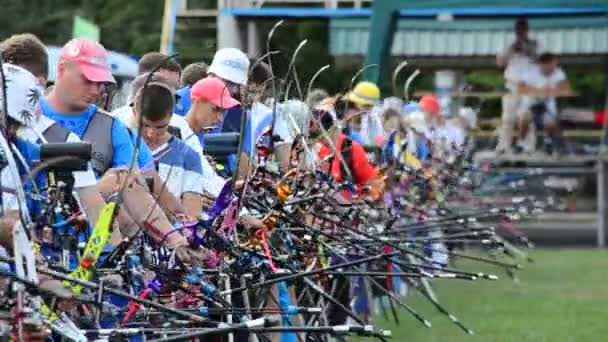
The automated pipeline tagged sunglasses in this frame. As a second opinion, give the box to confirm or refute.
[224,80,241,90]
[311,110,334,130]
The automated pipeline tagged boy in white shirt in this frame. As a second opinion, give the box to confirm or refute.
[112,73,227,198]
[517,53,572,155]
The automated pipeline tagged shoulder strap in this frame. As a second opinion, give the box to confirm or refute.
[340,136,355,183]
[168,125,182,140]
[82,108,115,176]
[42,122,71,143]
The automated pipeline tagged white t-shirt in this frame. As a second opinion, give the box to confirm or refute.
[504,54,535,91]
[359,107,385,146]
[1,142,23,211]
[432,121,466,148]
[248,102,293,151]
[112,105,227,197]
[166,115,226,197]
[18,116,97,189]
[519,65,567,116]
[522,65,566,90]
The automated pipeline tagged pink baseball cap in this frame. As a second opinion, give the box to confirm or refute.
[190,77,240,109]
[59,38,115,83]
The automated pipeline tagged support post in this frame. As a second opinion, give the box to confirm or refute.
[160,0,178,54]
[598,46,608,248]
[597,160,607,248]
[247,21,261,57]
[363,0,401,84]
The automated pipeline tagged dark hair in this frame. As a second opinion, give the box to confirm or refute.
[383,108,400,122]
[0,33,48,79]
[334,96,349,120]
[138,85,174,122]
[515,18,528,29]
[248,59,271,86]
[312,109,334,131]
[130,72,175,101]
[180,62,208,87]
[138,52,182,75]
[537,52,557,64]
[131,72,175,122]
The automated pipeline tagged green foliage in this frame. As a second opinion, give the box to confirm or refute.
[465,70,504,91]
[259,19,355,95]
[1,0,605,104]
[0,0,163,56]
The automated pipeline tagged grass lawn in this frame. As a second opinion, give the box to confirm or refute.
[354,249,608,342]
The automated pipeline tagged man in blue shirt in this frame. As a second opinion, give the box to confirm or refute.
[41,38,203,259]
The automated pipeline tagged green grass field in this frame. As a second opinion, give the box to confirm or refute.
[354,249,608,342]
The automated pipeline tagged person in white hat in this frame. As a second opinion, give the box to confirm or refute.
[208,48,250,88]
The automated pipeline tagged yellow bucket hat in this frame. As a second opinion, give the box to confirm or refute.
[344,81,380,106]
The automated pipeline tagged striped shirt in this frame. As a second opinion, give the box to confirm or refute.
[151,136,204,199]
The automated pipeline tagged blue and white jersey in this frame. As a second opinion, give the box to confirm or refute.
[151,137,204,199]
[243,102,292,156]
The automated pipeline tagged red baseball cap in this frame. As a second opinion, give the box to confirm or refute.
[59,38,115,83]
[190,77,240,109]
[419,95,440,116]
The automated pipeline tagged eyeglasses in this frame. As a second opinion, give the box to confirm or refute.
[224,80,241,91]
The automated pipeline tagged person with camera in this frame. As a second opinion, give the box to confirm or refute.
[496,18,539,155]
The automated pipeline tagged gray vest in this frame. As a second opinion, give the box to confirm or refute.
[82,109,114,177]
[42,122,71,143]
[43,109,114,177]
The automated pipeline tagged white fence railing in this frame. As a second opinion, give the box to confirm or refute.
[216,0,371,10]
[177,0,372,16]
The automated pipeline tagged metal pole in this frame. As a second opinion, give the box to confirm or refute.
[160,0,177,54]
[597,160,606,248]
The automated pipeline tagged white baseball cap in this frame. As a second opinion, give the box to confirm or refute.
[0,63,44,127]
[208,48,250,86]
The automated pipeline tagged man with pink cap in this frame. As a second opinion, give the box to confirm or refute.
[40,38,203,261]
[185,77,240,142]
[42,37,125,176]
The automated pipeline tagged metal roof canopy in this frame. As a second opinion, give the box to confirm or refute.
[363,0,608,84]
[331,17,608,57]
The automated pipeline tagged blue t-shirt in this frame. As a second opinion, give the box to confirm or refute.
[40,99,154,174]
[241,112,254,155]
[15,137,40,168]
[350,130,364,145]
[15,137,44,216]
[129,131,155,173]
[222,107,244,133]
[174,86,191,116]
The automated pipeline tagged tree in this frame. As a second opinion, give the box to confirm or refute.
[0,0,163,56]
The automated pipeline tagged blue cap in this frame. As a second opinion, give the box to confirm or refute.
[403,101,420,114]
[174,86,192,116]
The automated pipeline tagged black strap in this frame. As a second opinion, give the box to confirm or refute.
[168,125,182,139]
[340,137,355,183]
[328,135,355,183]
[42,122,71,143]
